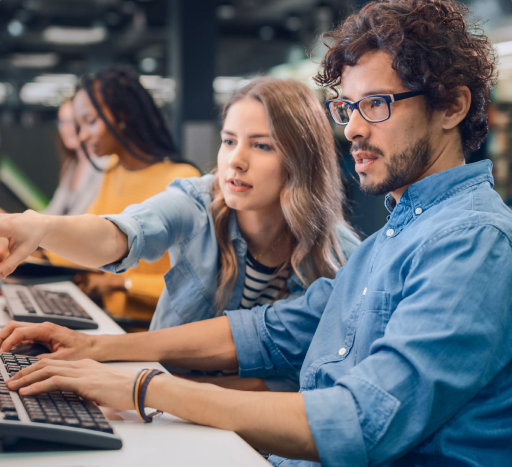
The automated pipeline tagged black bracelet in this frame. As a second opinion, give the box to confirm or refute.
[137,369,164,423]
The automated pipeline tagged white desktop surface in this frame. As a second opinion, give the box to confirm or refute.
[0,282,270,466]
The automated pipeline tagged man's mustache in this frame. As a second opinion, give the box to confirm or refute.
[350,142,385,157]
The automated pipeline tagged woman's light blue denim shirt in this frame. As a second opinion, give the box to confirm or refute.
[100,174,359,391]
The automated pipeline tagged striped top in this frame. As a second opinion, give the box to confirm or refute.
[240,251,291,309]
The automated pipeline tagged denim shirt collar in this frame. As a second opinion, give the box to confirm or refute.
[228,209,245,243]
[385,160,494,215]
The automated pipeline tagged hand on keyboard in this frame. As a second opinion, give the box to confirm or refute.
[0,321,98,361]
[6,358,139,411]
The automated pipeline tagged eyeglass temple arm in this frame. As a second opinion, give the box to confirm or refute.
[391,91,424,102]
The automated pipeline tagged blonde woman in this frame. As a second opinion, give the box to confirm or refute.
[0,77,359,391]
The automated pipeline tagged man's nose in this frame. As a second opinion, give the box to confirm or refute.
[344,109,371,142]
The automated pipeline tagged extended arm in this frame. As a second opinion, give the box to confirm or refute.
[0,211,128,279]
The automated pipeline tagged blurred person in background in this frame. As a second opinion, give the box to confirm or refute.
[43,100,107,216]
[45,65,200,324]
[0,101,107,258]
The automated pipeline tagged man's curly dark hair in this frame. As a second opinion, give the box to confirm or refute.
[315,0,498,154]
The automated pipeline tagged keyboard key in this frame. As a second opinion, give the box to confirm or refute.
[97,423,114,433]
[47,416,63,424]
[22,397,39,403]
[1,404,17,412]
[63,417,81,427]
[29,413,47,423]
[80,421,97,430]
[87,405,103,414]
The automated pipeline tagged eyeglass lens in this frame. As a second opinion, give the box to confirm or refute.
[329,96,389,124]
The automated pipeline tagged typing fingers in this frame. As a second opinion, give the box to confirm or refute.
[0,322,55,352]
[0,321,33,346]
[8,359,138,410]
[6,359,80,391]
[18,371,81,396]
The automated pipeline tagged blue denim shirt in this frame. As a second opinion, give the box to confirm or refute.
[100,174,359,391]
[226,161,512,466]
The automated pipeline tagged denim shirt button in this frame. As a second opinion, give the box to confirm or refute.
[338,347,347,356]
[386,229,395,237]
[415,207,423,215]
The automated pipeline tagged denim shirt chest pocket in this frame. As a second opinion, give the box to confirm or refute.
[353,291,392,363]
[301,291,392,390]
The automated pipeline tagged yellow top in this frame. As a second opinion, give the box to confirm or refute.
[46,155,200,320]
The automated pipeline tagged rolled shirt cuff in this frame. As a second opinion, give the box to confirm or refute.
[303,386,368,467]
[225,306,295,379]
[99,214,146,274]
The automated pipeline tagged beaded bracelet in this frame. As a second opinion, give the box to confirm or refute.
[136,369,164,423]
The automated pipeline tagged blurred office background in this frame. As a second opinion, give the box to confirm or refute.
[0,0,511,237]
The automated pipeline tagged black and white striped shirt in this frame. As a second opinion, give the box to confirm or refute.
[240,251,290,309]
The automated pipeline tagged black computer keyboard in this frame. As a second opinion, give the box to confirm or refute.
[1,284,99,330]
[0,352,122,451]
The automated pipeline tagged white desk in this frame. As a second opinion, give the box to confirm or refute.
[0,282,269,466]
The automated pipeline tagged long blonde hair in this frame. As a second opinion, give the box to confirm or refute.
[211,77,353,311]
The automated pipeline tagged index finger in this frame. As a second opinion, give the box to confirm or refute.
[0,322,54,352]
[8,358,76,384]
[0,321,33,346]
[0,246,32,281]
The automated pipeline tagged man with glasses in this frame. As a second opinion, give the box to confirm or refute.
[1,0,512,465]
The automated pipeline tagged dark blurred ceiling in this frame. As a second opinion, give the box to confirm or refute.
[0,0,507,111]
[0,0,364,79]
[0,0,357,90]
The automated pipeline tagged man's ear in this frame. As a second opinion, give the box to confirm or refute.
[442,86,471,130]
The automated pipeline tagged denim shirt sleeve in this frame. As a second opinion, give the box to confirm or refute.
[99,181,209,273]
[305,225,512,466]
[225,274,336,378]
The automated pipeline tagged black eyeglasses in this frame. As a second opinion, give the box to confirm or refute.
[325,91,424,125]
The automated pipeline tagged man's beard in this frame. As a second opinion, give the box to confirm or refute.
[352,135,431,197]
